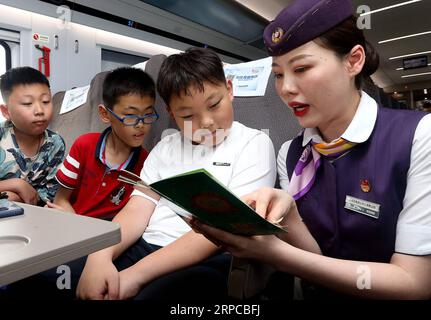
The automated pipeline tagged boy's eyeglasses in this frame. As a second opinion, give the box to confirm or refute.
[106,107,159,126]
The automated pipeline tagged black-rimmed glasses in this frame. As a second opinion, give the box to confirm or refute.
[106,107,159,126]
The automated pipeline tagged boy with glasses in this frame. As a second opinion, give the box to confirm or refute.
[47,67,158,220]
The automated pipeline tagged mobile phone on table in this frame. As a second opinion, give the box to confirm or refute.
[0,199,24,219]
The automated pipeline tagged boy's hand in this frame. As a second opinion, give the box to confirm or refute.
[4,191,23,202]
[11,179,39,205]
[76,255,120,300]
[118,266,144,300]
[45,201,66,211]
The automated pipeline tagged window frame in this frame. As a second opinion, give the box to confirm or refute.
[0,40,12,72]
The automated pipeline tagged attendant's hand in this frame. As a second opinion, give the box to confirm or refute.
[242,187,296,225]
[191,187,297,260]
[192,220,282,261]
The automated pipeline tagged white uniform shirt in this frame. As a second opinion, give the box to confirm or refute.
[277,92,431,256]
[133,121,276,247]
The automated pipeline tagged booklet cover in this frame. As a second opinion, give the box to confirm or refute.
[119,169,287,236]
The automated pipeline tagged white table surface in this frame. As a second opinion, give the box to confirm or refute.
[0,203,120,286]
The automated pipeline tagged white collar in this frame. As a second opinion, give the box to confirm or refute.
[302,91,378,146]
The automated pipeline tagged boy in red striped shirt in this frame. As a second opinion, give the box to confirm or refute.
[47,67,158,220]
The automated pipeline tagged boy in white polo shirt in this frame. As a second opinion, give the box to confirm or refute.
[77,48,276,300]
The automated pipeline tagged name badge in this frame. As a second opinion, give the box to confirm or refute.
[345,195,380,219]
[213,162,231,167]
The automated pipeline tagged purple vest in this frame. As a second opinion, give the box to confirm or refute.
[287,108,426,263]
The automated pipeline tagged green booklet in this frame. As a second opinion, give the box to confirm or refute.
[119,168,287,236]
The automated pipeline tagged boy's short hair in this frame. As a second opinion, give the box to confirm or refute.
[0,67,50,102]
[103,67,155,110]
[157,47,226,106]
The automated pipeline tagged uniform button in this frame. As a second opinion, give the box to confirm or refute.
[102,182,106,187]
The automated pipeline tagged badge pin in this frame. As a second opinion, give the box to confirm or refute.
[360,179,371,193]
[111,186,126,205]
[271,27,284,44]
[213,162,231,167]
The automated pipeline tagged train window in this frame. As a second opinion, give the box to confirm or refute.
[0,40,11,110]
[0,40,12,125]
[0,44,6,77]
[0,42,4,118]
[0,40,11,74]
[101,49,149,72]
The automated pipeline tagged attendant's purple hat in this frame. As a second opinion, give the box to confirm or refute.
[263,0,353,56]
